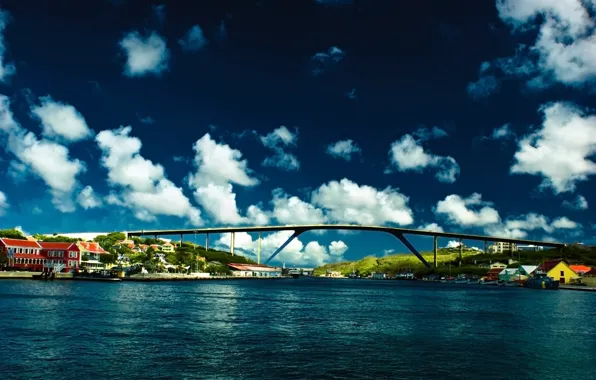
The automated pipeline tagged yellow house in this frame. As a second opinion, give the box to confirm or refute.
[161,242,175,253]
[540,260,579,285]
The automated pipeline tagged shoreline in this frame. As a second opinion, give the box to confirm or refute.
[0,272,294,282]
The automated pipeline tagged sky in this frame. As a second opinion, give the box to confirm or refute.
[0,0,595,267]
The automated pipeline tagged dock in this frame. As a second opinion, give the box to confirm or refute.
[559,285,596,292]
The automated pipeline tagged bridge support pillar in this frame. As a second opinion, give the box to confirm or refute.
[205,233,209,251]
[265,229,306,264]
[459,238,463,266]
[180,234,183,247]
[230,232,235,256]
[257,231,262,264]
[484,240,487,254]
[433,236,438,268]
[392,232,431,269]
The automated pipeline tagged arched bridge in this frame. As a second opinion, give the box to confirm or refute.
[125,224,566,268]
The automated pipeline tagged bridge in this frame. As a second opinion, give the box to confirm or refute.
[125,224,566,269]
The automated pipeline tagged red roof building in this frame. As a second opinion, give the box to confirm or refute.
[569,265,592,275]
[227,263,282,277]
[0,238,43,271]
[77,242,108,272]
[39,242,81,273]
[485,268,503,281]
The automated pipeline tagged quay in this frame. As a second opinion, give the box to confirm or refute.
[0,271,293,282]
[559,285,596,292]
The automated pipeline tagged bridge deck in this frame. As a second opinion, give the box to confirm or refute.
[125,224,565,248]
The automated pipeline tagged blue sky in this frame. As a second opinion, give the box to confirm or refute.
[0,0,595,267]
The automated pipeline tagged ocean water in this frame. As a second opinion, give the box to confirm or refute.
[0,278,595,380]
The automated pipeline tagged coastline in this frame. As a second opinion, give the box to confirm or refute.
[0,271,293,282]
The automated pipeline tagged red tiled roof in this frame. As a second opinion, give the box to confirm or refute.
[569,265,592,274]
[0,238,42,249]
[539,259,563,272]
[585,268,596,276]
[78,242,108,254]
[39,242,78,250]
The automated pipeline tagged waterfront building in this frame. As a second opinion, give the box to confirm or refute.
[539,260,579,285]
[517,245,544,251]
[489,262,508,269]
[519,265,538,276]
[0,238,44,271]
[77,242,109,272]
[39,242,81,273]
[582,268,596,287]
[485,268,503,281]
[371,272,387,279]
[569,265,592,275]
[227,263,282,277]
[498,268,519,281]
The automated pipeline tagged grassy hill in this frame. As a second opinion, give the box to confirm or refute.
[314,245,596,277]
[313,247,481,277]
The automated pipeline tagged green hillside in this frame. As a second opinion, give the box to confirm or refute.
[313,247,480,277]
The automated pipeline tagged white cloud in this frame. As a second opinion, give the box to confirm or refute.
[418,222,444,233]
[179,25,208,52]
[510,102,596,193]
[119,31,170,77]
[77,186,103,209]
[310,46,345,75]
[412,126,449,141]
[563,195,588,210]
[326,139,361,161]
[311,178,414,226]
[0,9,15,82]
[260,126,300,171]
[188,133,263,225]
[435,193,501,227]
[0,190,8,215]
[472,0,596,93]
[271,188,327,225]
[30,96,93,142]
[0,95,86,212]
[490,124,515,140]
[216,230,348,267]
[96,126,202,225]
[446,240,462,248]
[436,192,581,239]
[246,204,270,225]
[388,134,460,183]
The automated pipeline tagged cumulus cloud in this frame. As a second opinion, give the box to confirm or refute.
[0,190,8,215]
[470,0,596,95]
[467,62,500,99]
[96,126,202,224]
[563,195,588,210]
[216,230,349,267]
[490,124,515,140]
[418,222,444,233]
[311,178,414,226]
[188,133,265,225]
[179,25,208,52]
[119,31,170,77]
[30,96,93,143]
[260,126,300,171]
[0,9,15,82]
[387,130,460,183]
[0,95,86,212]
[510,102,596,193]
[310,46,345,76]
[271,188,327,225]
[326,139,361,161]
[436,192,581,239]
[77,186,103,209]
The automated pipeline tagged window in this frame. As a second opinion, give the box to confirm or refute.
[69,251,77,258]
[560,270,564,276]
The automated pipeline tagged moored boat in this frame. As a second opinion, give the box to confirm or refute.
[505,281,522,287]
[524,271,559,290]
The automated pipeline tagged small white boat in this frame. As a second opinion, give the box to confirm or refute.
[480,280,498,285]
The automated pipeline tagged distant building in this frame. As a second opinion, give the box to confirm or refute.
[517,245,544,251]
[39,242,81,273]
[489,262,508,269]
[371,272,387,280]
[539,260,579,285]
[583,268,596,287]
[569,265,592,275]
[0,238,44,271]
[161,243,175,253]
[228,263,282,277]
[77,242,109,272]
[519,265,538,276]
[489,242,518,254]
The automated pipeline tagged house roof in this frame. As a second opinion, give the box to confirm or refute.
[0,238,42,249]
[228,263,280,272]
[569,265,592,274]
[520,265,538,274]
[585,268,596,276]
[39,242,77,250]
[499,268,518,275]
[78,242,108,254]
[539,259,564,272]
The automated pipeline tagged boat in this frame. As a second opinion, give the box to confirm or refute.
[524,271,559,290]
[505,281,522,287]
[497,280,506,286]
[454,275,468,284]
[479,279,498,285]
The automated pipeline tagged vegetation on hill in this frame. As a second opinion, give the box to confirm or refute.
[0,228,26,240]
[33,234,80,243]
[313,245,596,277]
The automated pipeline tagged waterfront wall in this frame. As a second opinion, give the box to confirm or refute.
[0,272,73,279]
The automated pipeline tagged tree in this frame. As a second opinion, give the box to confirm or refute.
[0,251,8,269]
[33,234,79,243]
[100,253,118,265]
[0,229,26,239]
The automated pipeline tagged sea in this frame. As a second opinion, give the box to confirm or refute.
[0,278,595,380]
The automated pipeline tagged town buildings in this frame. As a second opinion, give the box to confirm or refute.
[227,263,282,277]
[78,242,109,271]
[0,238,44,271]
[539,260,579,285]
[39,242,81,272]
[489,242,518,254]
